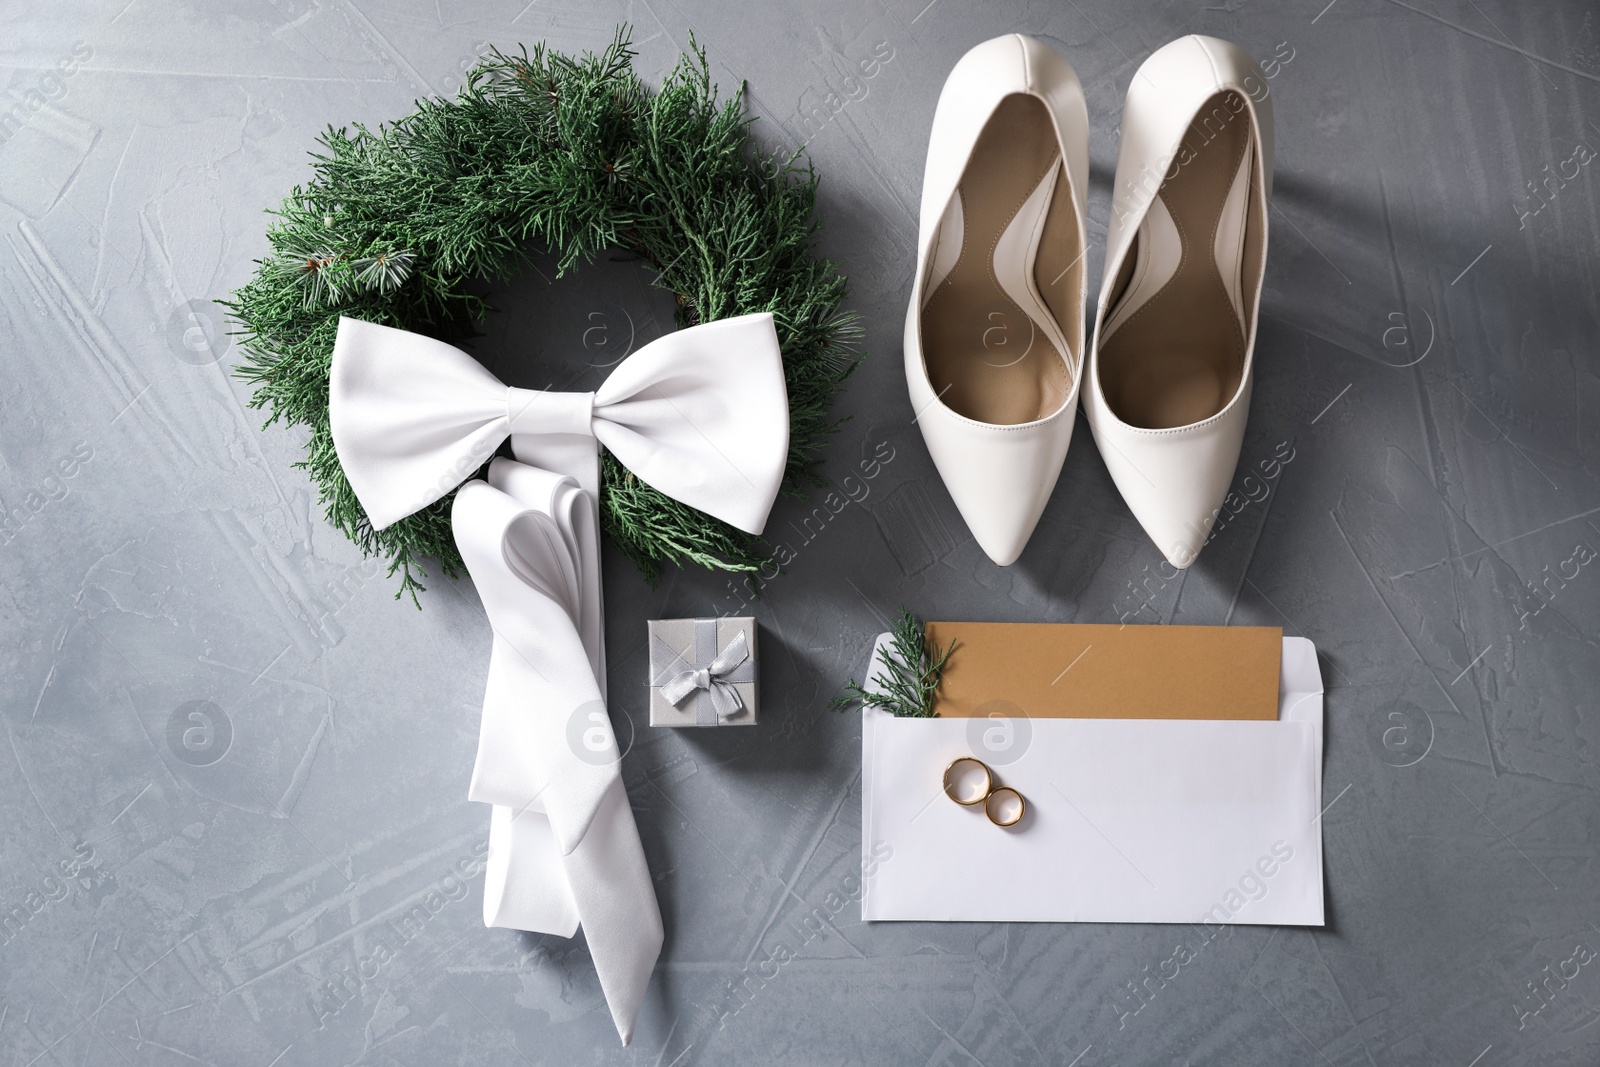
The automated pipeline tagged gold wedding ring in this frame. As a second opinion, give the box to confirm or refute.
[984,785,1025,828]
[942,756,991,805]
[942,756,1027,827]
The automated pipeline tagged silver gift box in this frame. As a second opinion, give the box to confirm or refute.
[647,616,759,727]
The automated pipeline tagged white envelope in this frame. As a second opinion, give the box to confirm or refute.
[861,636,1324,925]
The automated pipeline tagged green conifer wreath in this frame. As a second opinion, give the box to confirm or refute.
[227,29,858,602]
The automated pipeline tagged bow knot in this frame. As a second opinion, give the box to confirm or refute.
[506,386,594,437]
[659,629,750,722]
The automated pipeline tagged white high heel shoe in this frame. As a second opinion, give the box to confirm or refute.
[905,34,1089,566]
[1085,36,1274,569]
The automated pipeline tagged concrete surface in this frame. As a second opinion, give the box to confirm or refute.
[2,1,1599,1064]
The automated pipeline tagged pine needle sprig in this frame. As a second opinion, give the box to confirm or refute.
[351,250,415,295]
[829,609,956,718]
[225,27,859,601]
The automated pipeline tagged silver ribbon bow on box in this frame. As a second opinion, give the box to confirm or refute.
[653,622,754,724]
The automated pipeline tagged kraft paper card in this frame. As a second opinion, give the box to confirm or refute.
[860,635,1324,925]
[926,621,1281,720]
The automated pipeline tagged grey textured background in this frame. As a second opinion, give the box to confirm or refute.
[2,1,1598,1064]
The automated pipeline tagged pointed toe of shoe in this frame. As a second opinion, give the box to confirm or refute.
[940,461,1056,567]
[1138,511,1215,571]
[1110,469,1232,570]
[913,402,1076,567]
[1085,383,1251,569]
[967,504,1039,567]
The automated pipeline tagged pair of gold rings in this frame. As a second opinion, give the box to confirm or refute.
[942,756,1026,828]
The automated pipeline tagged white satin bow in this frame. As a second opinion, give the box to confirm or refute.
[329,311,790,531]
[327,312,791,1046]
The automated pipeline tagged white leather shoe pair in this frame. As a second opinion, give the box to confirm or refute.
[906,34,1273,568]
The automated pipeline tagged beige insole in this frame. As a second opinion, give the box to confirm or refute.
[1101,92,1253,430]
[921,94,1079,426]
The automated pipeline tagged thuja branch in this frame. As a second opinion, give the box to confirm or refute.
[830,608,956,718]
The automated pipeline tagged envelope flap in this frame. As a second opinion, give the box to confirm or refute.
[1280,636,1324,714]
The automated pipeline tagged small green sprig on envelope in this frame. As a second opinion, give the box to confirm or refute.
[830,608,955,718]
